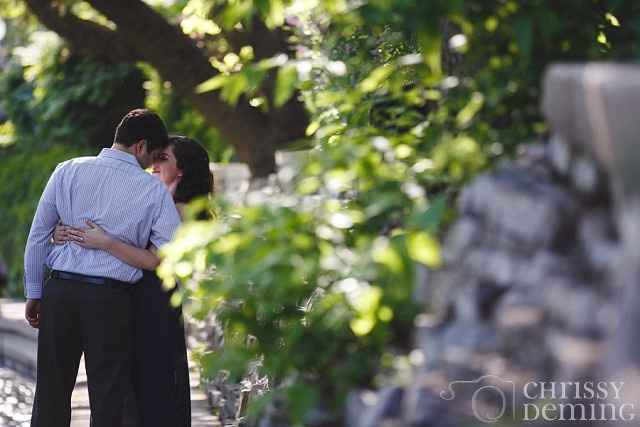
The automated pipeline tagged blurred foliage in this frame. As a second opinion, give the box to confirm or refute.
[159,0,640,423]
[5,52,145,147]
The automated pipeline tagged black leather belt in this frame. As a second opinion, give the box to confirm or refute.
[50,270,132,289]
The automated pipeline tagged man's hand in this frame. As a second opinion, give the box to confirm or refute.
[25,299,41,329]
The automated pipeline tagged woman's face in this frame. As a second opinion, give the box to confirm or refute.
[152,145,181,187]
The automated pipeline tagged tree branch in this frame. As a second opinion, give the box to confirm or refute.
[23,0,137,62]
[24,0,309,176]
[87,0,286,173]
[225,18,309,145]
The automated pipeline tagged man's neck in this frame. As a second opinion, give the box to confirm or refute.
[110,143,144,168]
[111,143,135,155]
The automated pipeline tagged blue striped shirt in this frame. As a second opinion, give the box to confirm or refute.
[23,148,181,299]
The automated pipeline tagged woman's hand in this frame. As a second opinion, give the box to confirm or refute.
[52,224,76,245]
[71,220,113,250]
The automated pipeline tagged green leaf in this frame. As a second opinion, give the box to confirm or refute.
[218,0,253,30]
[201,346,253,382]
[221,73,249,105]
[456,92,484,128]
[351,286,382,315]
[297,176,321,194]
[359,64,394,93]
[305,121,320,136]
[350,315,376,336]
[515,16,533,59]
[378,306,394,322]
[213,233,244,253]
[195,74,228,94]
[418,30,442,77]
[407,231,441,268]
[274,65,298,107]
[265,0,285,28]
[285,383,320,423]
[408,195,447,233]
[243,67,268,94]
[373,241,404,273]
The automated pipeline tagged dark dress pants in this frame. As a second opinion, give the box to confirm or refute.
[131,270,191,427]
[30,277,133,427]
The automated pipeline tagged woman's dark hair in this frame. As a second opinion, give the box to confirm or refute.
[170,135,214,204]
[114,109,169,153]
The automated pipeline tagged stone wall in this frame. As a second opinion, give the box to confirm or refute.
[344,63,640,427]
[345,140,617,426]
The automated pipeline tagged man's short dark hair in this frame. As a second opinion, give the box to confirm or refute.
[113,109,169,152]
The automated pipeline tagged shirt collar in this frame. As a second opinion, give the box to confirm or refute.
[98,148,141,168]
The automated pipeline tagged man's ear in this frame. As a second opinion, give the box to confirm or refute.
[135,139,147,155]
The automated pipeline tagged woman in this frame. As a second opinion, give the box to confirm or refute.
[54,136,213,427]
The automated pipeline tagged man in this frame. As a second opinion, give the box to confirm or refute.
[24,109,181,427]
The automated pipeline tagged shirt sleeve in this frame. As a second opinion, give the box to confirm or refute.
[149,186,181,249]
[24,164,63,299]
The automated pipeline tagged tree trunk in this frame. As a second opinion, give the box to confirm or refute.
[24,0,309,177]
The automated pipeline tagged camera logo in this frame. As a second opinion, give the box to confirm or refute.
[440,374,515,423]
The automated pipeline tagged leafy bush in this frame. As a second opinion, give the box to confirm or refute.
[3,48,145,148]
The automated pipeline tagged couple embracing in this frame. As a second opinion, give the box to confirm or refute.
[24,109,213,427]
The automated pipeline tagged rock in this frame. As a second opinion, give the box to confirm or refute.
[256,396,290,427]
[515,250,580,290]
[412,263,431,306]
[441,217,478,264]
[459,165,578,252]
[546,332,606,379]
[543,278,611,338]
[461,247,522,289]
[185,311,270,426]
[543,63,640,191]
[345,387,404,427]
[0,367,34,427]
[402,380,459,427]
[578,211,618,279]
[418,268,465,316]
[302,405,337,427]
[570,154,603,199]
[549,134,572,176]
[369,133,621,426]
[516,143,551,170]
